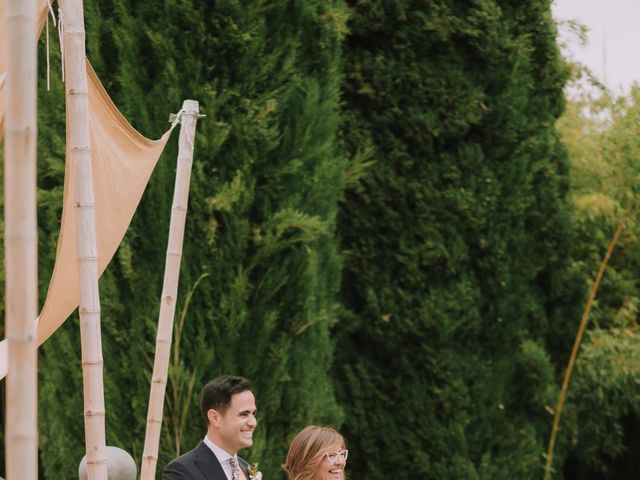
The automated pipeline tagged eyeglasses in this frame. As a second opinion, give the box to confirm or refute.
[324,449,348,463]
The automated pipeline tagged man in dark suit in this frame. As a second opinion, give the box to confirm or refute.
[163,375,258,480]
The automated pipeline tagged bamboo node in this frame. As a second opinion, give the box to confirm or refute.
[5,13,35,21]
[64,29,86,37]
[84,409,106,417]
[5,432,37,439]
[75,205,97,211]
[81,360,103,366]
[79,306,101,314]
[68,89,88,96]
[5,230,38,239]
[164,295,174,304]
[5,334,36,342]
[3,126,37,135]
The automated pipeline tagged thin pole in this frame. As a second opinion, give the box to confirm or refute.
[3,0,39,478]
[62,0,108,478]
[543,217,625,480]
[140,100,201,480]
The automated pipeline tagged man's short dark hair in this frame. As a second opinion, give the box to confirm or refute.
[201,375,253,424]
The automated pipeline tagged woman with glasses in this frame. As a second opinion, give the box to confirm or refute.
[283,425,348,480]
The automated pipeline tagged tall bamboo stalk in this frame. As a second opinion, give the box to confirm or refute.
[3,0,39,478]
[62,0,108,478]
[141,100,201,480]
[543,217,626,480]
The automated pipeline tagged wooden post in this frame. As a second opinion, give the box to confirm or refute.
[3,0,39,478]
[140,100,201,480]
[62,0,108,478]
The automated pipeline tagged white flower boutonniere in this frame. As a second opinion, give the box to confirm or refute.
[248,462,262,480]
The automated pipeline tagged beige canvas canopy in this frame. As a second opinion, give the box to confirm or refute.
[0,0,177,377]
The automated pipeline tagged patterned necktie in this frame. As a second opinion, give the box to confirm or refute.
[228,456,242,480]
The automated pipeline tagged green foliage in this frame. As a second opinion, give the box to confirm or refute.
[556,68,640,479]
[569,328,640,477]
[334,1,581,478]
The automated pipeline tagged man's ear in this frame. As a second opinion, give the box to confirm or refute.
[207,408,221,427]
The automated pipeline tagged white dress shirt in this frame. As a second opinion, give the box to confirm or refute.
[203,436,240,480]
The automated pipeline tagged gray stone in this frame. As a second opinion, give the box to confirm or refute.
[78,446,137,480]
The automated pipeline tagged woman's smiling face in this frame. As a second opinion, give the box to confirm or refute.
[312,444,347,480]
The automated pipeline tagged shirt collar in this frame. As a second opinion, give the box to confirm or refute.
[203,435,238,465]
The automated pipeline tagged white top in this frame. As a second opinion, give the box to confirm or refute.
[203,436,240,480]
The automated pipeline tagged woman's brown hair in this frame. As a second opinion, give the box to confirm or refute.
[283,425,346,480]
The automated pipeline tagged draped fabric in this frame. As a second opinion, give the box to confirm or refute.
[35,62,176,346]
[0,1,178,377]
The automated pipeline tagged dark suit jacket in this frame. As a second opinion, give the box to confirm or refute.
[162,441,251,480]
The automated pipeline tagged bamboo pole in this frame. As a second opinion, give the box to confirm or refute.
[140,100,202,480]
[62,0,108,478]
[543,217,626,480]
[3,0,39,478]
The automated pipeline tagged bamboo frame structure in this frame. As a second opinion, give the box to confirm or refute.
[140,100,202,480]
[3,0,39,478]
[62,0,108,477]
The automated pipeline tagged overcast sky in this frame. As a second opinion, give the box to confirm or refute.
[552,0,640,92]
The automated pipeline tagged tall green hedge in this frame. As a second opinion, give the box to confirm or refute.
[334,1,583,478]
[32,1,348,478]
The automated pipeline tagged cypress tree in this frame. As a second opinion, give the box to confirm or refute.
[334,1,582,478]
[29,1,348,478]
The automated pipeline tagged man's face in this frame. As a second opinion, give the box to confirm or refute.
[209,390,257,454]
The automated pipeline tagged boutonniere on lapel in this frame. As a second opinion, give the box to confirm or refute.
[247,462,262,480]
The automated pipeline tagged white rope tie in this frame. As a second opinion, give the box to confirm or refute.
[169,109,186,129]
[46,0,56,20]
[57,7,65,83]
[46,1,58,90]
[45,1,59,90]
[168,108,206,129]
[46,19,50,89]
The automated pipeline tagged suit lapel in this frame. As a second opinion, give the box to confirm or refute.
[239,457,250,480]
[194,442,227,480]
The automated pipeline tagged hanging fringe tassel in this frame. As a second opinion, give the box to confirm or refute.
[58,6,65,83]
[44,1,62,90]
[45,0,57,91]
